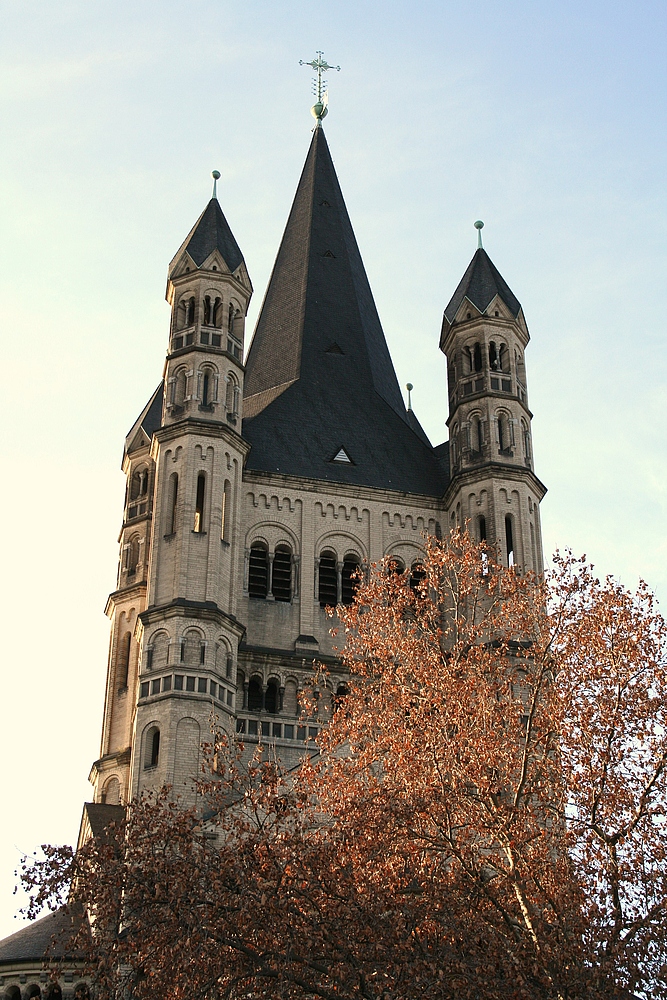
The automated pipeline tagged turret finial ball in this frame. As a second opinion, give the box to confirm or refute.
[406,383,413,392]
[212,170,221,181]
[474,220,484,230]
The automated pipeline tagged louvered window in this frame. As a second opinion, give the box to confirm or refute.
[318,551,337,607]
[272,545,292,602]
[248,543,269,599]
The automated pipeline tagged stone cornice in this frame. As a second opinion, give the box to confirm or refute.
[444,461,547,507]
[151,417,251,458]
[137,599,246,641]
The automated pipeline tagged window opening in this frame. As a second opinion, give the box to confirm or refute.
[145,727,160,769]
[118,632,131,688]
[489,341,498,370]
[478,515,487,542]
[221,479,231,542]
[318,551,338,607]
[272,545,292,602]
[473,342,482,372]
[248,678,263,711]
[505,515,515,567]
[186,297,195,326]
[265,680,279,714]
[499,343,507,371]
[248,542,269,599]
[410,563,427,592]
[167,473,178,534]
[228,303,235,336]
[202,372,210,406]
[194,473,205,532]
[212,297,221,327]
[341,558,360,606]
[203,296,211,325]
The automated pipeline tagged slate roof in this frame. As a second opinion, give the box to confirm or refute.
[0,909,82,964]
[123,382,163,459]
[169,197,244,275]
[443,248,522,324]
[242,128,448,497]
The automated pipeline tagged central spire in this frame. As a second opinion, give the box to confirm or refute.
[243,128,446,496]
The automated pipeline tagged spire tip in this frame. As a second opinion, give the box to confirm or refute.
[212,170,221,199]
[474,220,484,249]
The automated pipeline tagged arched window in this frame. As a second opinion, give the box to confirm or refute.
[473,342,482,372]
[248,542,269,599]
[334,683,349,713]
[202,371,211,406]
[505,515,515,567]
[248,677,263,711]
[130,468,148,500]
[5,987,22,1000]
[145,727,160,769]
[478,515,487,542]
[203,295,212,325]
[212,297,222,327]
[318,550,338,607]
[186,296,196,325]
[172,368,187,406]
[101,776,121,806]
[489,341,498,370]
[341,556,360,605]
[498,412,512,454]
[471,415,483,454]
[499,343,508,372]
[410,562,426,592]
[221,479,231,542]
[25,987,41,999]
[167,472,178,534]
[225,374,239,417]
[194,473,206,532]
[265,679,279,714]
[44,985,62,1000]
[228,302,235,335]
[118,632,131,688]
[522,419,531,461]
[463,345,473,374]
[272,544,292,602]
[126,535,140,574]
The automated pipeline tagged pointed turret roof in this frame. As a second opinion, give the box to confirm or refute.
[243,128,446,496]
[443,247,521,325]
[169,197,244,275]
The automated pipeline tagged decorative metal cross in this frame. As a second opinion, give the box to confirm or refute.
[299,51,340,104]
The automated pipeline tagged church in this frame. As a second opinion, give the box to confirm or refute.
[0,99,545,996]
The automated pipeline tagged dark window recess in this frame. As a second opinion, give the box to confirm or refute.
[297,726,307,741]
[505,515,515,565]
[248,678,263,711]
[272,546,292,601]
[478,515,487,542]
[248,719,258,736]
[502,379,512,393]
[473,342,482,372]
[197,677,207,693]
[149,729,160,768]
[491,377,500,390]
[146,648,154,670]
[265,680,279,714]
[261,721,270,737]
[140,681,149,699]
[212,333,221,348]
[174,674,184,691]
[226,689,233,705]
[318,552,337,606]
[474,378,484,393]
[210,681,217,698]
[284,724,294,739]
[186,676,196,692]
[308,727,318,739]
[200,643,206,665]
[185,333,194,346]
[162,675,172,692]
[463,382,473,396]
[272,723,282,737]
[194,473,205,532]
[410,564,427,592]
[151,678,160,695]
[341,559,360,605]
[173,336,183,351]
[248,543,269,599]
[202,373,210,405]
[236,718,246,734]
[200,331,209,345]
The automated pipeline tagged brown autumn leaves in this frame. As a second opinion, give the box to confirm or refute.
[21,532,667,999]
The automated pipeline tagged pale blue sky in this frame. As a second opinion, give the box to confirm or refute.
[0,0,665,938]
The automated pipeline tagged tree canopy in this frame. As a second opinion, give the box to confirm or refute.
[21,532,667,999]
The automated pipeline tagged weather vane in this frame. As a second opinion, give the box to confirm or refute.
[299,51,340,125]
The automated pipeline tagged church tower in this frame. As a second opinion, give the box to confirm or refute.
[440,234,546,572]
[92,184,253,806]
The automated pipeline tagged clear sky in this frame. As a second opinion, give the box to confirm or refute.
[0,0,665,940]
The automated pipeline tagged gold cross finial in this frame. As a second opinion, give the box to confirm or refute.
[299,51,340,125]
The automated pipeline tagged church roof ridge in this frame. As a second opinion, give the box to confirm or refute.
[444,247,522,324]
